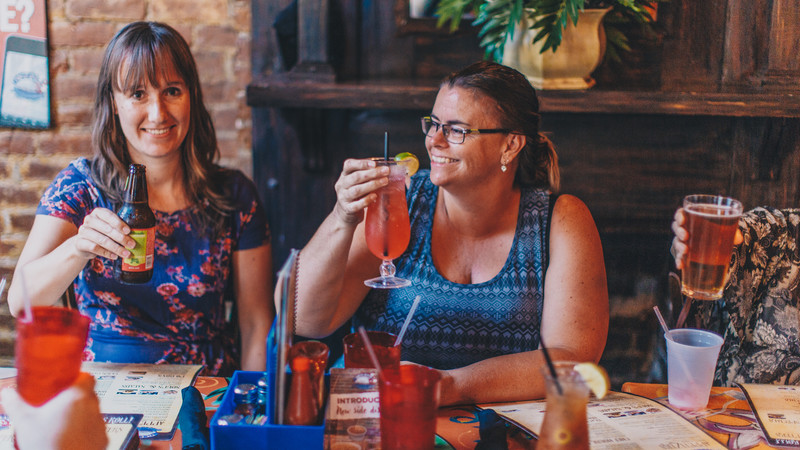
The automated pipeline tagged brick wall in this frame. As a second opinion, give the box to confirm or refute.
[0,0,253,364]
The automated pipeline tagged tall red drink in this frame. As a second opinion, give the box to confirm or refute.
[365,162,410,261]
[379,365,441,450]
[15,306,90,406]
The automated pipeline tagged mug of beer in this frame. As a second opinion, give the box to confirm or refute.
[681,194,743,300]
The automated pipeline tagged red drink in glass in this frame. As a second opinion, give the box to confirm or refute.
[14,306,90,406]
[343,331,401,370]
[364,159,411,288]
[379,365,441,450]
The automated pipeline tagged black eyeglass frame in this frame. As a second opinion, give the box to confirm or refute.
[420,116,512,144]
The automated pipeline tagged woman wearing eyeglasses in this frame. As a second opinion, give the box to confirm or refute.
[294,61,609,405]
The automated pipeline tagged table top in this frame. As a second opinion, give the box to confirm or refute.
[622,382,780,449]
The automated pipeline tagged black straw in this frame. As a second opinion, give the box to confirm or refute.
[384,131,389,160]
[540,338,562,395]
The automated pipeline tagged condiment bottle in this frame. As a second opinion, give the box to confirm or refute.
[114,164,156,283]
[233,383,258,419]
[286,355,317,425]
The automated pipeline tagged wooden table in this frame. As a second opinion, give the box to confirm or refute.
[622,382,779,449]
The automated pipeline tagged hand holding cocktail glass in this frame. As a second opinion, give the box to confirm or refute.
[671,194,743,300]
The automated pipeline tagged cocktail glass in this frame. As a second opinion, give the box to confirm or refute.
[343,330,401,370]
[364,159,411,289]
[537,362,590,449]
[14,306,90,406]
[681,194,743,300]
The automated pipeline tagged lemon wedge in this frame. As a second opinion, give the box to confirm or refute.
[394,152,419,177]
[574,362,610,399]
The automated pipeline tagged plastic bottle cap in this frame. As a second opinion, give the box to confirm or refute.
[292,355,311,372]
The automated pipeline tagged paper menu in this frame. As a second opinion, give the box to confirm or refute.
[479,391,726,450]
[737,383,800,447]
[82,362,203,440]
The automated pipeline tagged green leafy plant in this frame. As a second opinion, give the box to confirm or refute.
[435,0,664,62]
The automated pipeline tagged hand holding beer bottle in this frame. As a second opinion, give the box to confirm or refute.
[114,164,156,283]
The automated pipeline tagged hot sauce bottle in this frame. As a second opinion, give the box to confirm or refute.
[114,164,156,284]
[286,355,317,425]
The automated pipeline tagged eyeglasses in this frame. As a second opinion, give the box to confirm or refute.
[420,116,511,145]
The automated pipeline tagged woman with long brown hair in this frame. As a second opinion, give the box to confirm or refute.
[8,22,273,376]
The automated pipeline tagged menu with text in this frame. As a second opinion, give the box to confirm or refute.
[479,391,726,449]
[83,362,203,440]
[738,383,800,447]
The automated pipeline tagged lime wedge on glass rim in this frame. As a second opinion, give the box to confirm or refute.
[394,152,419,177]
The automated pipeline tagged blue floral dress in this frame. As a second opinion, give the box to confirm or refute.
[355,170,552,369]
[36,158,270,376]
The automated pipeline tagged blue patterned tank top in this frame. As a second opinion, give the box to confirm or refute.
[355,170,552,369]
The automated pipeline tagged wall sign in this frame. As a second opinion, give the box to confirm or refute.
[0,0,50,129]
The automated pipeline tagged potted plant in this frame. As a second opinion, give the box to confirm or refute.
[435,0,664,89]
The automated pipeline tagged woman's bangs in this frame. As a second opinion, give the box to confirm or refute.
[114,45,178,93]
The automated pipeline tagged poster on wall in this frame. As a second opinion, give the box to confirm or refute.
[0,0,50,129]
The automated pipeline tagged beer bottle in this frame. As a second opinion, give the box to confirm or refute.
[114,164,156,283]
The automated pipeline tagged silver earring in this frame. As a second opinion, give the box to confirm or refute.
[501,164,507,172]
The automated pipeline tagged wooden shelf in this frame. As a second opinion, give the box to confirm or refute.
[247,75,800,118]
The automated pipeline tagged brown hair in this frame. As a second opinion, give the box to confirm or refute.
[90,21,233,235]
[442,61,560,192]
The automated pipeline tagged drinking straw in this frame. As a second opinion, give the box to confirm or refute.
[384,131,389,160]
[357,326,383,373]
[675,297,693,329]
[653,305,673,341]
[0,276,6,302]
[394,295,421,347]
[539,338,562,395]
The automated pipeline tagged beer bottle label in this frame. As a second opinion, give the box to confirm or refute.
[121,227,155,272]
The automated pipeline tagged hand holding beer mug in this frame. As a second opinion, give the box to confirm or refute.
[677,194,743,300]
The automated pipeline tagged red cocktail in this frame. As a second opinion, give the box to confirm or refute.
[343,330,401,370]
[379,364,441,450]
[364,159,411,288]
[15,306,90,406]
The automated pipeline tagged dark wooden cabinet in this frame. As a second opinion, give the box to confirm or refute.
[249,0,800,385]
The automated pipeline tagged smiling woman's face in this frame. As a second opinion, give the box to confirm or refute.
[112,59,191,164]
[426,85,508,188]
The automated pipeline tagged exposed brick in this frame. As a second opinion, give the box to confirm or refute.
[0,239,24,259]
[10,213,35,233]
[210,106,239,131]
[0,186,41,205]
[6,133,35,155]
[194,51,229,83]
[55,103,94,127]
[50,21,118,47]
[195,25,239,49]
[52,76,98,102]
[49,49,70,75]
[26,159,67,181]
[65,0,145,21]
[151,0,227,25]
[70,48,107,77]
[38,134,93,157]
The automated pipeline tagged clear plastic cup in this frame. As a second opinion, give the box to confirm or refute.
[666,328,724,410]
